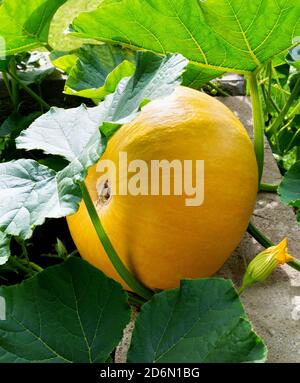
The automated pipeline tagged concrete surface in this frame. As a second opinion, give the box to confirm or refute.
[115,96,300,363]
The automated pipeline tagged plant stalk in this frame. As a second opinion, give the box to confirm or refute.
[261,84,280,114]
[289,257,300,272]
[7,70,51,110]
[80,181,154,300]
[9,257,35,276]
[259,183,279,193]
[28,262,44,273]
[45,43,54,52]
[287,99,300,121]
[264,61,272,115]
[128,292,147,307]
[207,81,231,97]
[247,221,300,273]
[286,128,300,153]
[2,71,13,101]
[267,76,300,136]
[9,57,19,109]
[247,221,273,248]
[248,73,265,184]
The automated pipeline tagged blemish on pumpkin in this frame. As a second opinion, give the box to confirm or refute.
[96,179,112,208]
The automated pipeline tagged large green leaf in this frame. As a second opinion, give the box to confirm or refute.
[64,44,136,102]
[128,279,267,363]
[0,160,82,239]
[70,0,300,87]
[0,257,130,362]
[17,52,188,155]
[17,105,106,162]
[0,0,67,55]
[279,160,300,208]
[0,52,188,241]
[0,232,10,265]
[0,120,105,239]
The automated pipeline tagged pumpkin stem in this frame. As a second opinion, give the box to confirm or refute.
[80,181,154,301]
[248,72,265,185]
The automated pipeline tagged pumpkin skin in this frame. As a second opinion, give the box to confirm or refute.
[67,86,258,290]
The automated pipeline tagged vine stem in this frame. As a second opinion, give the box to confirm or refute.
[248,72,265,184]
[287,99,300,121]
[7,70,51,110]
[9,57,19,109]
[247,221,273,248]
[29,262,44,273]
[289,258,300,272]
[127,292,147,307]
[9,257,34,276]
[45,43,54,52]
[80,181,154,301]
[206,81,231,97]
[247,221,300,272]
[286,127,300,153]
[261,83,280,114]
[2,71,13,101]
[259,183,279,193]
[266,76,300,136]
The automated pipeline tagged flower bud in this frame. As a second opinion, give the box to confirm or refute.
[239,238,293,294]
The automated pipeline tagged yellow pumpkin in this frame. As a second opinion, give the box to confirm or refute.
[67,86,258,290]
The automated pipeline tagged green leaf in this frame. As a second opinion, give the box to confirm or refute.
[55,238,68,258]
[182,62,223,90]
[279,160,300,207]
[50,49,79,74]
[0,160,80,239]
[0,0,67,55]
[0,113,21,137]
[0,231,10,265]
[39,156,69,172]
[0,123,105,239]
[98,51,188,133]
[128,279,267,363]
[17,105,106,162]
[0,112,41,163]
[70,0,300,87]
[17,52,188,154]
[0,257,130,362]
[3,52,187,240]
[64,44,136,102]
[17,68,55,86]
[0,112,40,138]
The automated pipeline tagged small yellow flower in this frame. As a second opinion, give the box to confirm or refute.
[239,238,294,294]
